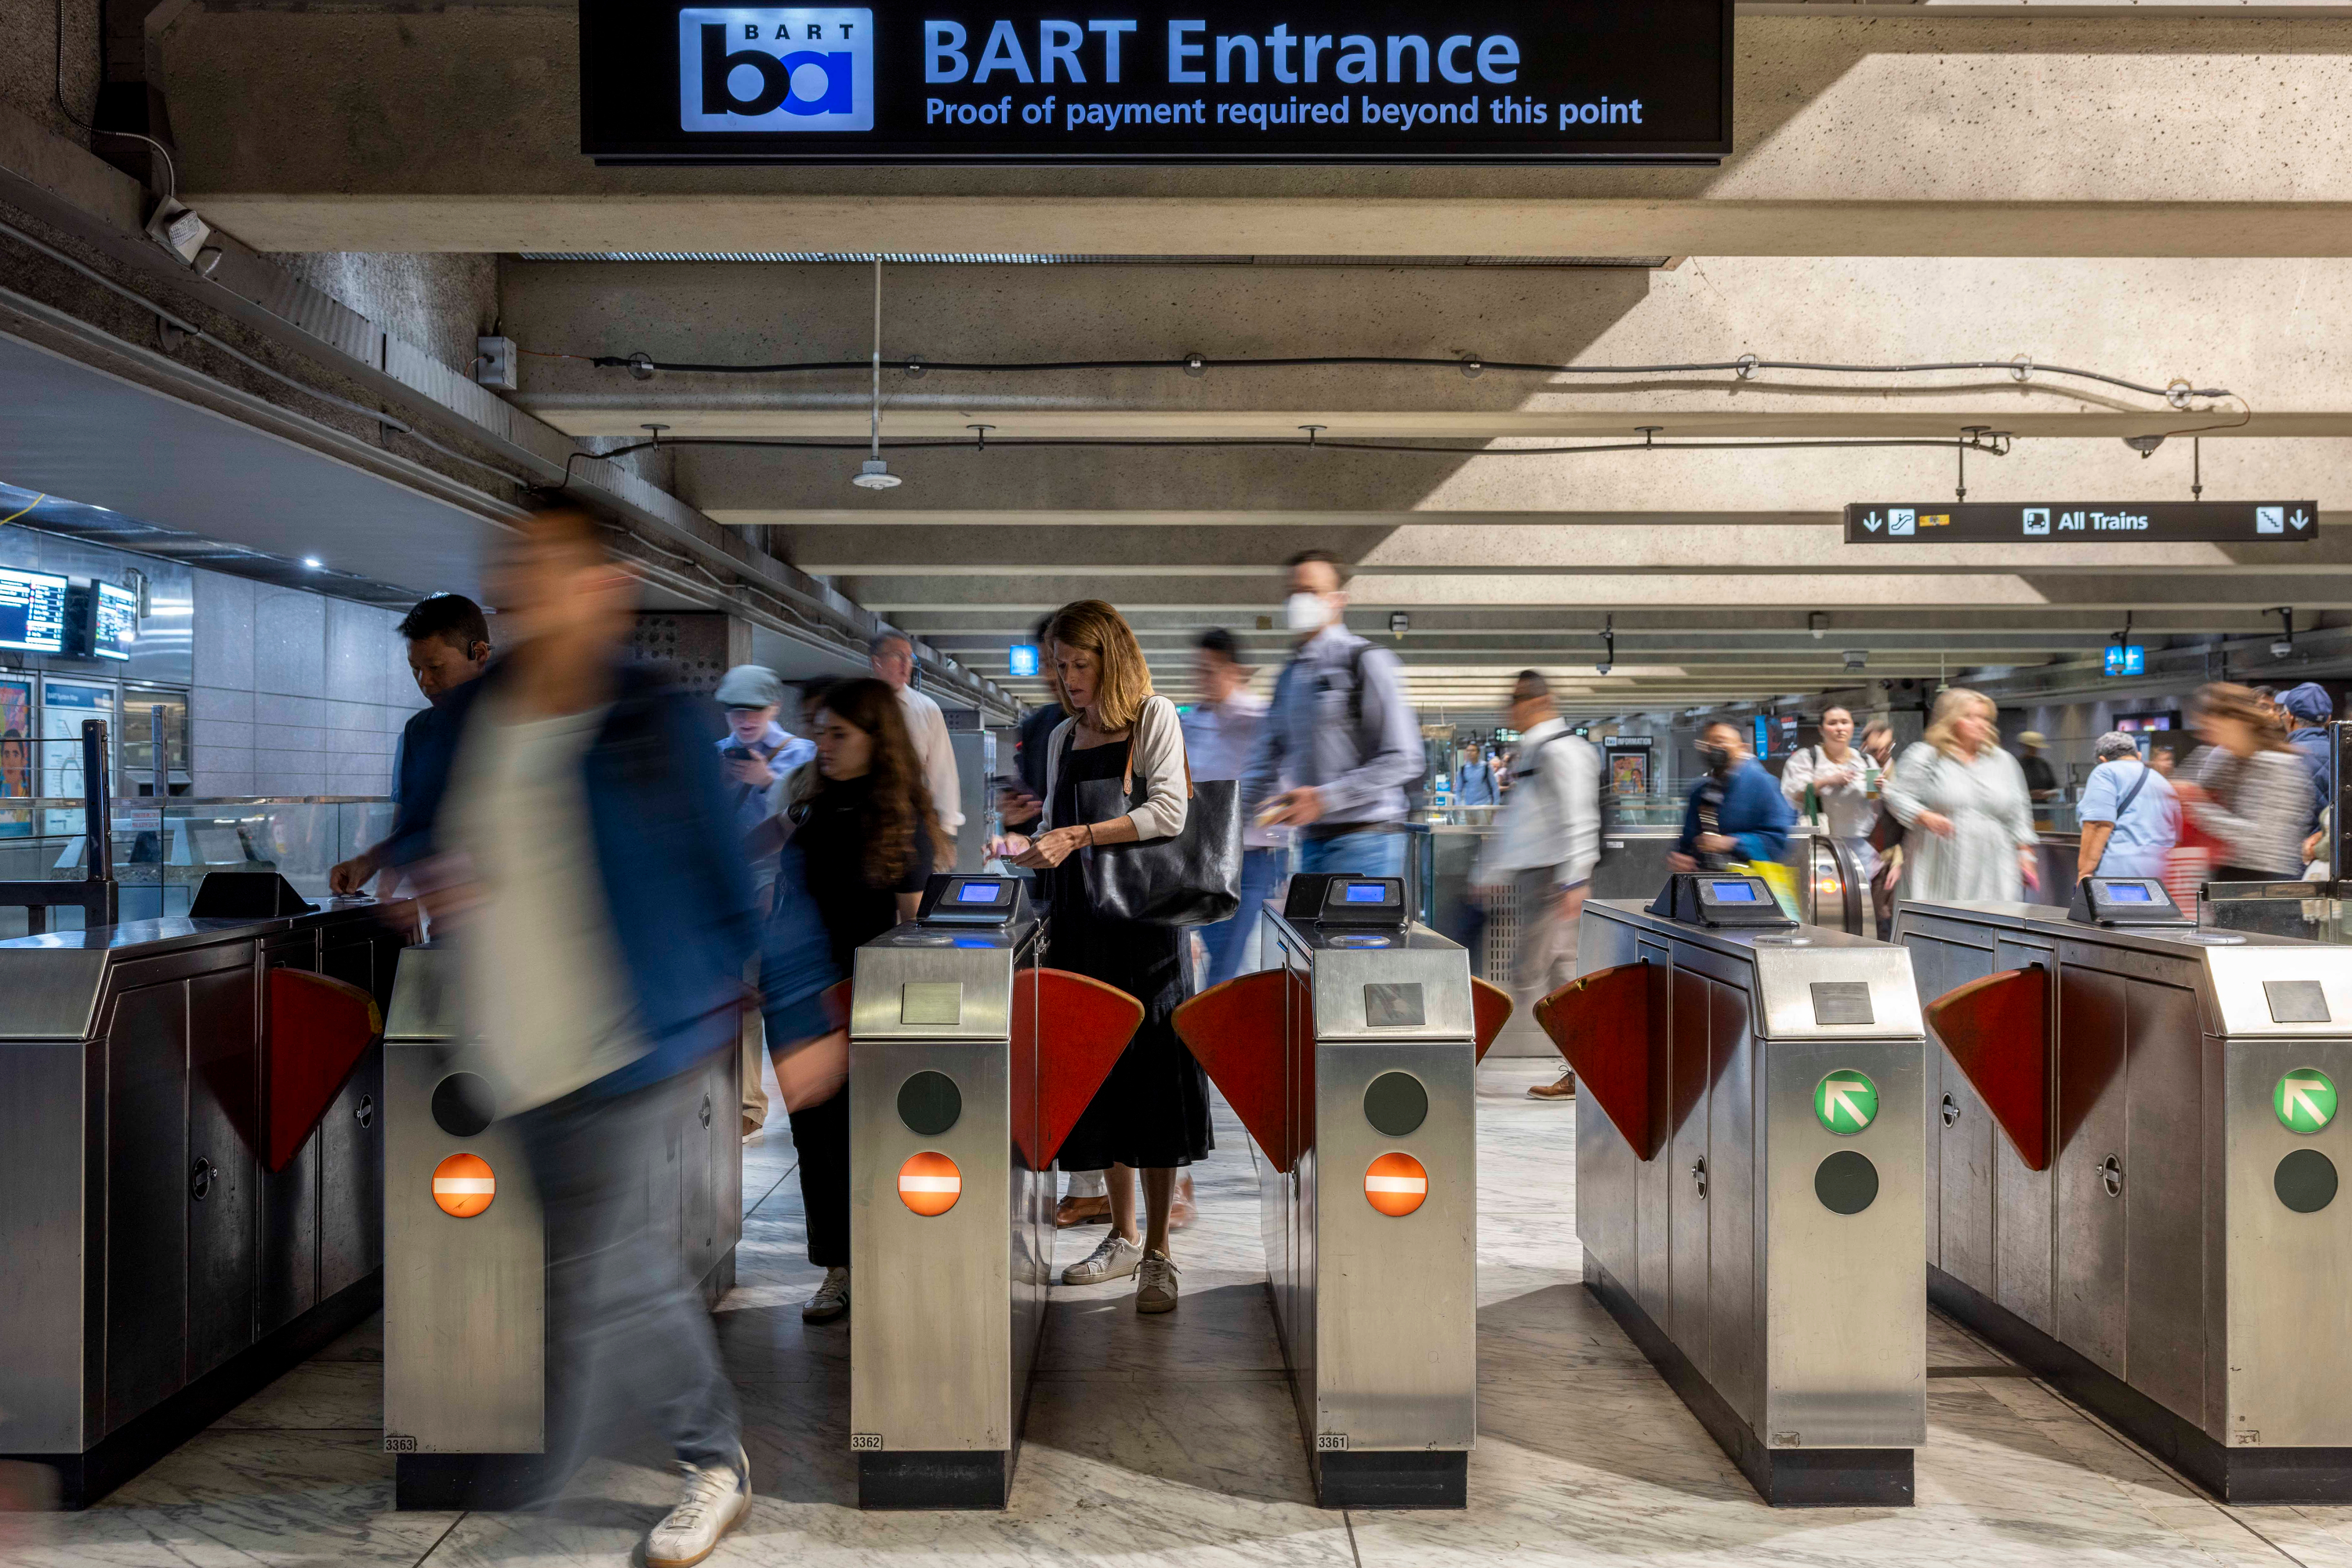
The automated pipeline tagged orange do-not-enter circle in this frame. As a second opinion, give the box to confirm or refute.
[432,1152,495,1218]
[898,1151,963,1217]
[1364,1152,1429,1218]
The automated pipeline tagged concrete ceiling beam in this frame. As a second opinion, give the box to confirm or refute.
[155,11,2352,256]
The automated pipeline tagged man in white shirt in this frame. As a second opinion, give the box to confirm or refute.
[1475,670,1601,1102]
[869,630,964,836]
[1181,627,1279,989]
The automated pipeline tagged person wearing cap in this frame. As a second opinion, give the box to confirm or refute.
[714,664,815,1141]
[2016,731,2059,803]
[2278,682,2334,833]
[2076,731,2180,880]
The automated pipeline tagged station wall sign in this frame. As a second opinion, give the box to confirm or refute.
[1844,502,2319,546]
[580,0,1732,164]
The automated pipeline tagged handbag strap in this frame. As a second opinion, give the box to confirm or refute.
[2114,760,2152,818]
[1119,697,1196,800]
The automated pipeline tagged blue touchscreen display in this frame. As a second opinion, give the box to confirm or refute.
[1342,882,1389,903]
[1708,880,1759,902]
[2106,883,2154,902]
[956,880,1005,903]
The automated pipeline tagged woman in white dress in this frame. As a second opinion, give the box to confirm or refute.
[1883,688,2042,903]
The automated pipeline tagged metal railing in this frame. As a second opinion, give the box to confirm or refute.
[0,720,118,935]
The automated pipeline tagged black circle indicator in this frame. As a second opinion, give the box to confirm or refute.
[1363,1072,1428,1138]
[1815,1150,1879,1215]
[898,1070,963,1136]
[2277,1149,2339,1214]
[430,1072,496,1138]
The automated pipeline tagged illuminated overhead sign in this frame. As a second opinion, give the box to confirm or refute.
[2104,645,2146,677]
[0,567,67,654]
[1845,502,2318,545]
[582,0,1733,163]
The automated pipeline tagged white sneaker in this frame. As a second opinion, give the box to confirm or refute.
[1135,1250,1181,1314]
[1062,1232,1144,1285]
[642,1446,751,1568]
[801,1266,850,1323]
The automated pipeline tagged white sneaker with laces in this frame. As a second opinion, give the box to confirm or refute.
[1135,1249,1181,1314]
[1062,1232,1144,1285]
[642,1446,751,1568]
[801,1266,850,1323]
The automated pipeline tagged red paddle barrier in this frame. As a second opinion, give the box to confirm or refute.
[1922,966,2052,1171]
[1471,977,1514,1063]
[262,967,383,1173]
[1533,964,1658,1160]
[1011,967,1145,1171]
[1173,968,1312,1172]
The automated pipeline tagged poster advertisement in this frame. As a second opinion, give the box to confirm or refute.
[0,677,31,838]
[1603,735,1653,796]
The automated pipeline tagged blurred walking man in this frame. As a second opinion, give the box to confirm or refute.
[393,509,757,1566]
[870,630,964,837]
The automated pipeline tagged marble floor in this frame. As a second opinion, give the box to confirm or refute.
[16,1055,2352,1567]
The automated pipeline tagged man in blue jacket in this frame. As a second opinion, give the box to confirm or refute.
[2280,682,2334,836]
[390,508,834,1567]
[1670,720,1795,872]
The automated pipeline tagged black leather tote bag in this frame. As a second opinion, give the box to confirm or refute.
[1067,719,1244,927]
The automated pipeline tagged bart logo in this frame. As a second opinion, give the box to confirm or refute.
[681,8,875,132]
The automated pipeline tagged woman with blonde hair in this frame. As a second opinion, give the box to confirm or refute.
[994,598,1210,1315]
[1882,688,2040,902]
[2178,682,2311,880]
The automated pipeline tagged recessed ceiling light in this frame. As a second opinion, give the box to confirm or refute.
[301,557,323,569]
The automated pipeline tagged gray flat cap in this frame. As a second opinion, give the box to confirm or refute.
[714,664,785,709]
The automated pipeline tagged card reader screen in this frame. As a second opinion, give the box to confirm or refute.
[1708,880,1759,902]
[955,880,1007,903]
[2105,883,2154,903]
[1342,882,1391,903]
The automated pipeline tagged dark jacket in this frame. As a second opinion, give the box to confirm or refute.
[1678,757,1795,866]
[378,697,466,869]
[389,655,833,1094]
[1006,700,1063,835]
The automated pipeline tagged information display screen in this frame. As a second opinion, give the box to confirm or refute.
[91,582,136,660]
[1342,881,1391,903]
[581,0,1733,164]
[956,878,1009,902]
[1708,880,1758,902]
[2105,883,2154,903]
[0,568,67,654]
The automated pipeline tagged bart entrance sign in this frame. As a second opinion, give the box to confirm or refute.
[581,0,1733,163]
[1844,502,2319,545]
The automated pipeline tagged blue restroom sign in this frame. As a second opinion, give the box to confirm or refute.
[583,0,1733,163]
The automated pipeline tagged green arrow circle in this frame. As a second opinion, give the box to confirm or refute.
[1814,1069,1879,1136]
[2275,1069,2338,1135]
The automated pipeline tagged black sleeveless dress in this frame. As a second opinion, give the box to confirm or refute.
[1046,735,1214,1170]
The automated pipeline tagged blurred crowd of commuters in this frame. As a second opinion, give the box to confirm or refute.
[321,506,2336,1566]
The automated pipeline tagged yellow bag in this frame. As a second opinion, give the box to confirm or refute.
[1728,859,1802,921]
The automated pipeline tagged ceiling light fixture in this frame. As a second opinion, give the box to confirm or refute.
[851,257,902,491]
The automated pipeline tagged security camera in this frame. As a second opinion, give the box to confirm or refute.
[1595,662,1613,677]
[1842,649,1868,671]
[2124,434,2165,457]
[2274,638,2295,658]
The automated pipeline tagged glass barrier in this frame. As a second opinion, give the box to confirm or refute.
[0,797,394,937]
[2199,881,2347,942]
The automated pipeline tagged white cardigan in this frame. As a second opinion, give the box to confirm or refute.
[1037,695,1190,841]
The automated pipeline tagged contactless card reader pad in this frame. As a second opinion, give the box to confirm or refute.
[2068,876,2190,927]
[916,873,1029,927]
[1284,873,1409,927]
[1645,872,1797,929]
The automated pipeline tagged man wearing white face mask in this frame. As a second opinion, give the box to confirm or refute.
[1239,550,1424,879]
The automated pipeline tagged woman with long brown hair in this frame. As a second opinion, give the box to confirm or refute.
[780,676,946,1324]
[995,599,1210,1315]
[2178,682,2311,880]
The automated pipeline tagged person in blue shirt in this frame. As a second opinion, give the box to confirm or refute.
[2279,682,2333,833]
[1668,720,1794,871]
[1456,742,1500,806]
[327,592,492,895]
[2075,731,2180,879]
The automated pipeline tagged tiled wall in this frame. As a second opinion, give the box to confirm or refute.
[191,571,426,797]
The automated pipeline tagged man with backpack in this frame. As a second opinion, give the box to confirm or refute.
[1240,550,1425,878]
[1475,670,1601,1102]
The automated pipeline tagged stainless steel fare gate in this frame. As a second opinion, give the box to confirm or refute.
[1901,877,2352,1502]
[1178,873,1504,1509]
[1542,873,1928,1507]
[847,873,1138,1508]
[379,944,742,1509]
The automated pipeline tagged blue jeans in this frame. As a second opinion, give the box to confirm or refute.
[1299,828,1407,879]
[1200,847,1284,989]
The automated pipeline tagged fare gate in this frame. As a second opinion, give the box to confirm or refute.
[1176,873,1511,1508]
[847,873,1139,1508]
[1900,877,2352,1502]
[1541,873,1927,1507]
[380,944,742,1508]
